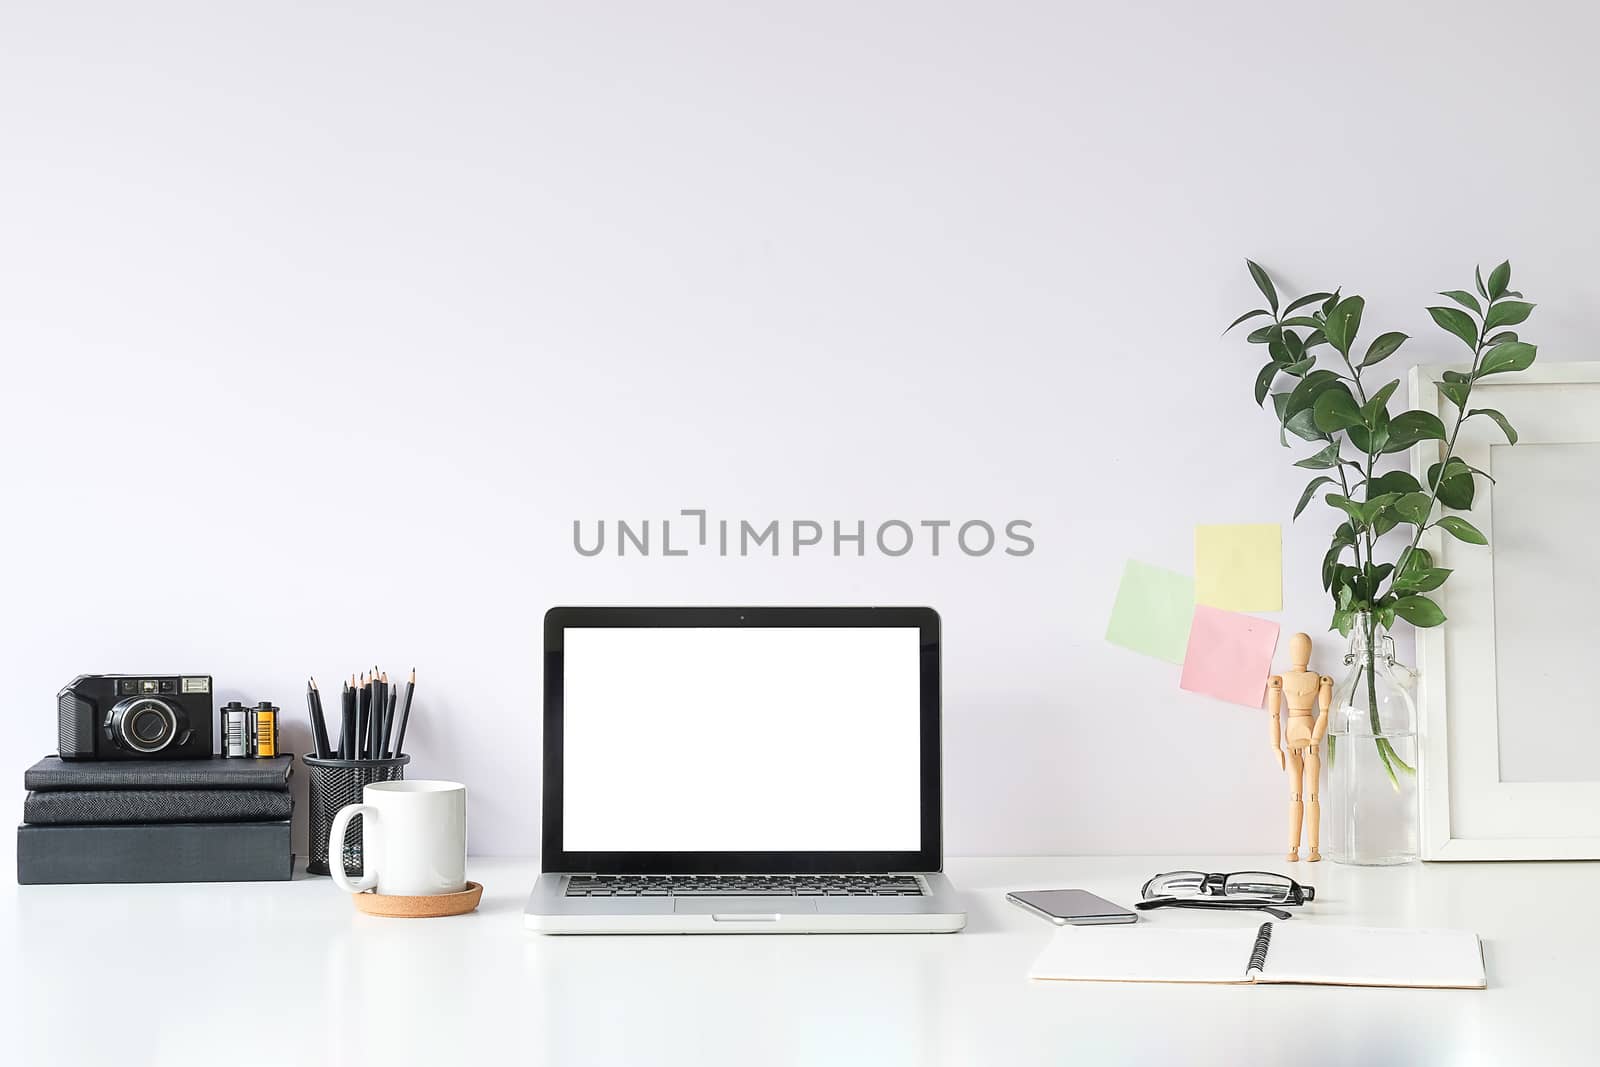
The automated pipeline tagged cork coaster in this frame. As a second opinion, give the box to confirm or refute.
[353,881,483,918]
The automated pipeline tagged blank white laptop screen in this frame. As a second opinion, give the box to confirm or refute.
[562,627,923,852]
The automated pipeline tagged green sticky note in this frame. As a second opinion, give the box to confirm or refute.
[1105,560,1195,664]
[1195,523,1283,612]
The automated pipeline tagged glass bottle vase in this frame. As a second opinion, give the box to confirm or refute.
[1325,612,1420,865]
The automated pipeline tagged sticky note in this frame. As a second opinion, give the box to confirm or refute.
[1105,560,1195,664]
[1195,523,1283,611]
[1179,605,1281,707]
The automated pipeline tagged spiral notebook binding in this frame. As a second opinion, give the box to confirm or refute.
[1247,921,1274,972]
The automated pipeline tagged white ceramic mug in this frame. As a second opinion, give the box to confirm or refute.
[329,780,467,896]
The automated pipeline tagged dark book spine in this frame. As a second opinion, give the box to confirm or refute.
[16,822,292,884]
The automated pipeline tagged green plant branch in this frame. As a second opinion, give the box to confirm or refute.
[1229,260,1540,799]
[1375,331,1490,606]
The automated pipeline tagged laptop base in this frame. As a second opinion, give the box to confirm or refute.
[525,872,966,934]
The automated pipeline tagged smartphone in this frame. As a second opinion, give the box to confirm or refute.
[1006,889,1139,926]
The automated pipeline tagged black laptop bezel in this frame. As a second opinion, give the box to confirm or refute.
[542,605,942,875]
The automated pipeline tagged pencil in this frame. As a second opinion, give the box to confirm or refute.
[371,669,385,758]
[358,672,370,759]
[339,679,353,759]
[384,687,397,757]
[307,677,332,759]
[393,668,416,758]
[377,671,390,757]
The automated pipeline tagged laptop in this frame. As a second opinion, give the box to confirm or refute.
[525,606,966,934]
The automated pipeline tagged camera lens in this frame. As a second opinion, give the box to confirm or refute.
[130,707,169,744]
[106,697,180,753]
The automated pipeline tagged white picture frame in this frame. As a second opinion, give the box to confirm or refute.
[1410,361,1600,860]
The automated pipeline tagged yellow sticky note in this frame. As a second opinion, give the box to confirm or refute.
[1195,524,1282,612]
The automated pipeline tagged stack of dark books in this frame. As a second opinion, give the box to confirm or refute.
[17,755,295,884]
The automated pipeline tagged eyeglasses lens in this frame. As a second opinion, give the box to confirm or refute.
[1222,873,1293,902]
[1143,871,1206,899]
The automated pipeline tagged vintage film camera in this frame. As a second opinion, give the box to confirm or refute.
[57,675,214,760]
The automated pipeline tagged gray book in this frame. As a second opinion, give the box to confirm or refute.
[23,788,293,825]
[23,755,293,792]
[16,821,293,884]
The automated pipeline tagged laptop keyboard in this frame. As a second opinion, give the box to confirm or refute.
[565,874,925,897]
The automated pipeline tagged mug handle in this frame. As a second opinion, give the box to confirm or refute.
[328,803,380,893]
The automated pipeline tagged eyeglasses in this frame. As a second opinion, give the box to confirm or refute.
[1136,871,1315,921]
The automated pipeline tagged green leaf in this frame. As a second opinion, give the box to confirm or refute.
[1283,357,1316,377]
[1391,491,1433,526]
[1372,509,1400,536]
[1439,379,1471,409]
[1322,295,1365,355]
[1436,515,1488,545]
[1469,407,1518,444]
[1284,407,1323,442]
[1332,608,1355,636]
[1312,386,1364,432]
[1254,362,1278,406]
[1325,493,1367,524]
[1302,329,1327,350]
[1359,331,1407,369]
[1487,260,1510,300]
[1360,493,1401,525]
[1284,369,1341,418]
[1484,300,1534,332]
[1393,595,1447,627]
[1322,290,1341,316]
[1428,306,1480,351]
[1322,546,1342,591]
[1366,378,1400,415]
[1346,421,1389,456]
[1279,316,1322,329]
[1485,331,1518,346]
[1295,443,1342,469]
[1398,546,1433,573]
[1283,292,1334,316]
[1474,265,1488,299]
[1225,308,1272,334]
[1267,330,1293,366]
[1246,260,1279,314]
[1478,341,1536,377]
[1384,410,1448,452]
[1368,470,1421,496]
[1430,459,1475,510]
[1439,290,1481,314]
[1294,476,1336,520]
[1394,567,1452,593]
[1247,324,1277,344]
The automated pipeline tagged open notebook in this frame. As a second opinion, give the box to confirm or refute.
[1029,922,1485,989]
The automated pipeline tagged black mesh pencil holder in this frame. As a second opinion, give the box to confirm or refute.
[304,755,410,876]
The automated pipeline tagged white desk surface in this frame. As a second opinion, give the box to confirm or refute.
[4,854,1596,1066]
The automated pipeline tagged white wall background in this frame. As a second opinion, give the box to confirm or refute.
[3,1,1595,858]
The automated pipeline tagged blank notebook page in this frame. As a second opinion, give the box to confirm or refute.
[1028,926,1253,984]
[1258,925,1486,988]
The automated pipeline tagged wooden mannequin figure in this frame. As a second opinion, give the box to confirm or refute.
[1268,633,1333,862]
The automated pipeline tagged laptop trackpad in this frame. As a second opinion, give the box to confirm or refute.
[673,898,818,915]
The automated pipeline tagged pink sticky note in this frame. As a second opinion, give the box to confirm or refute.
[1179,605,1281,708]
